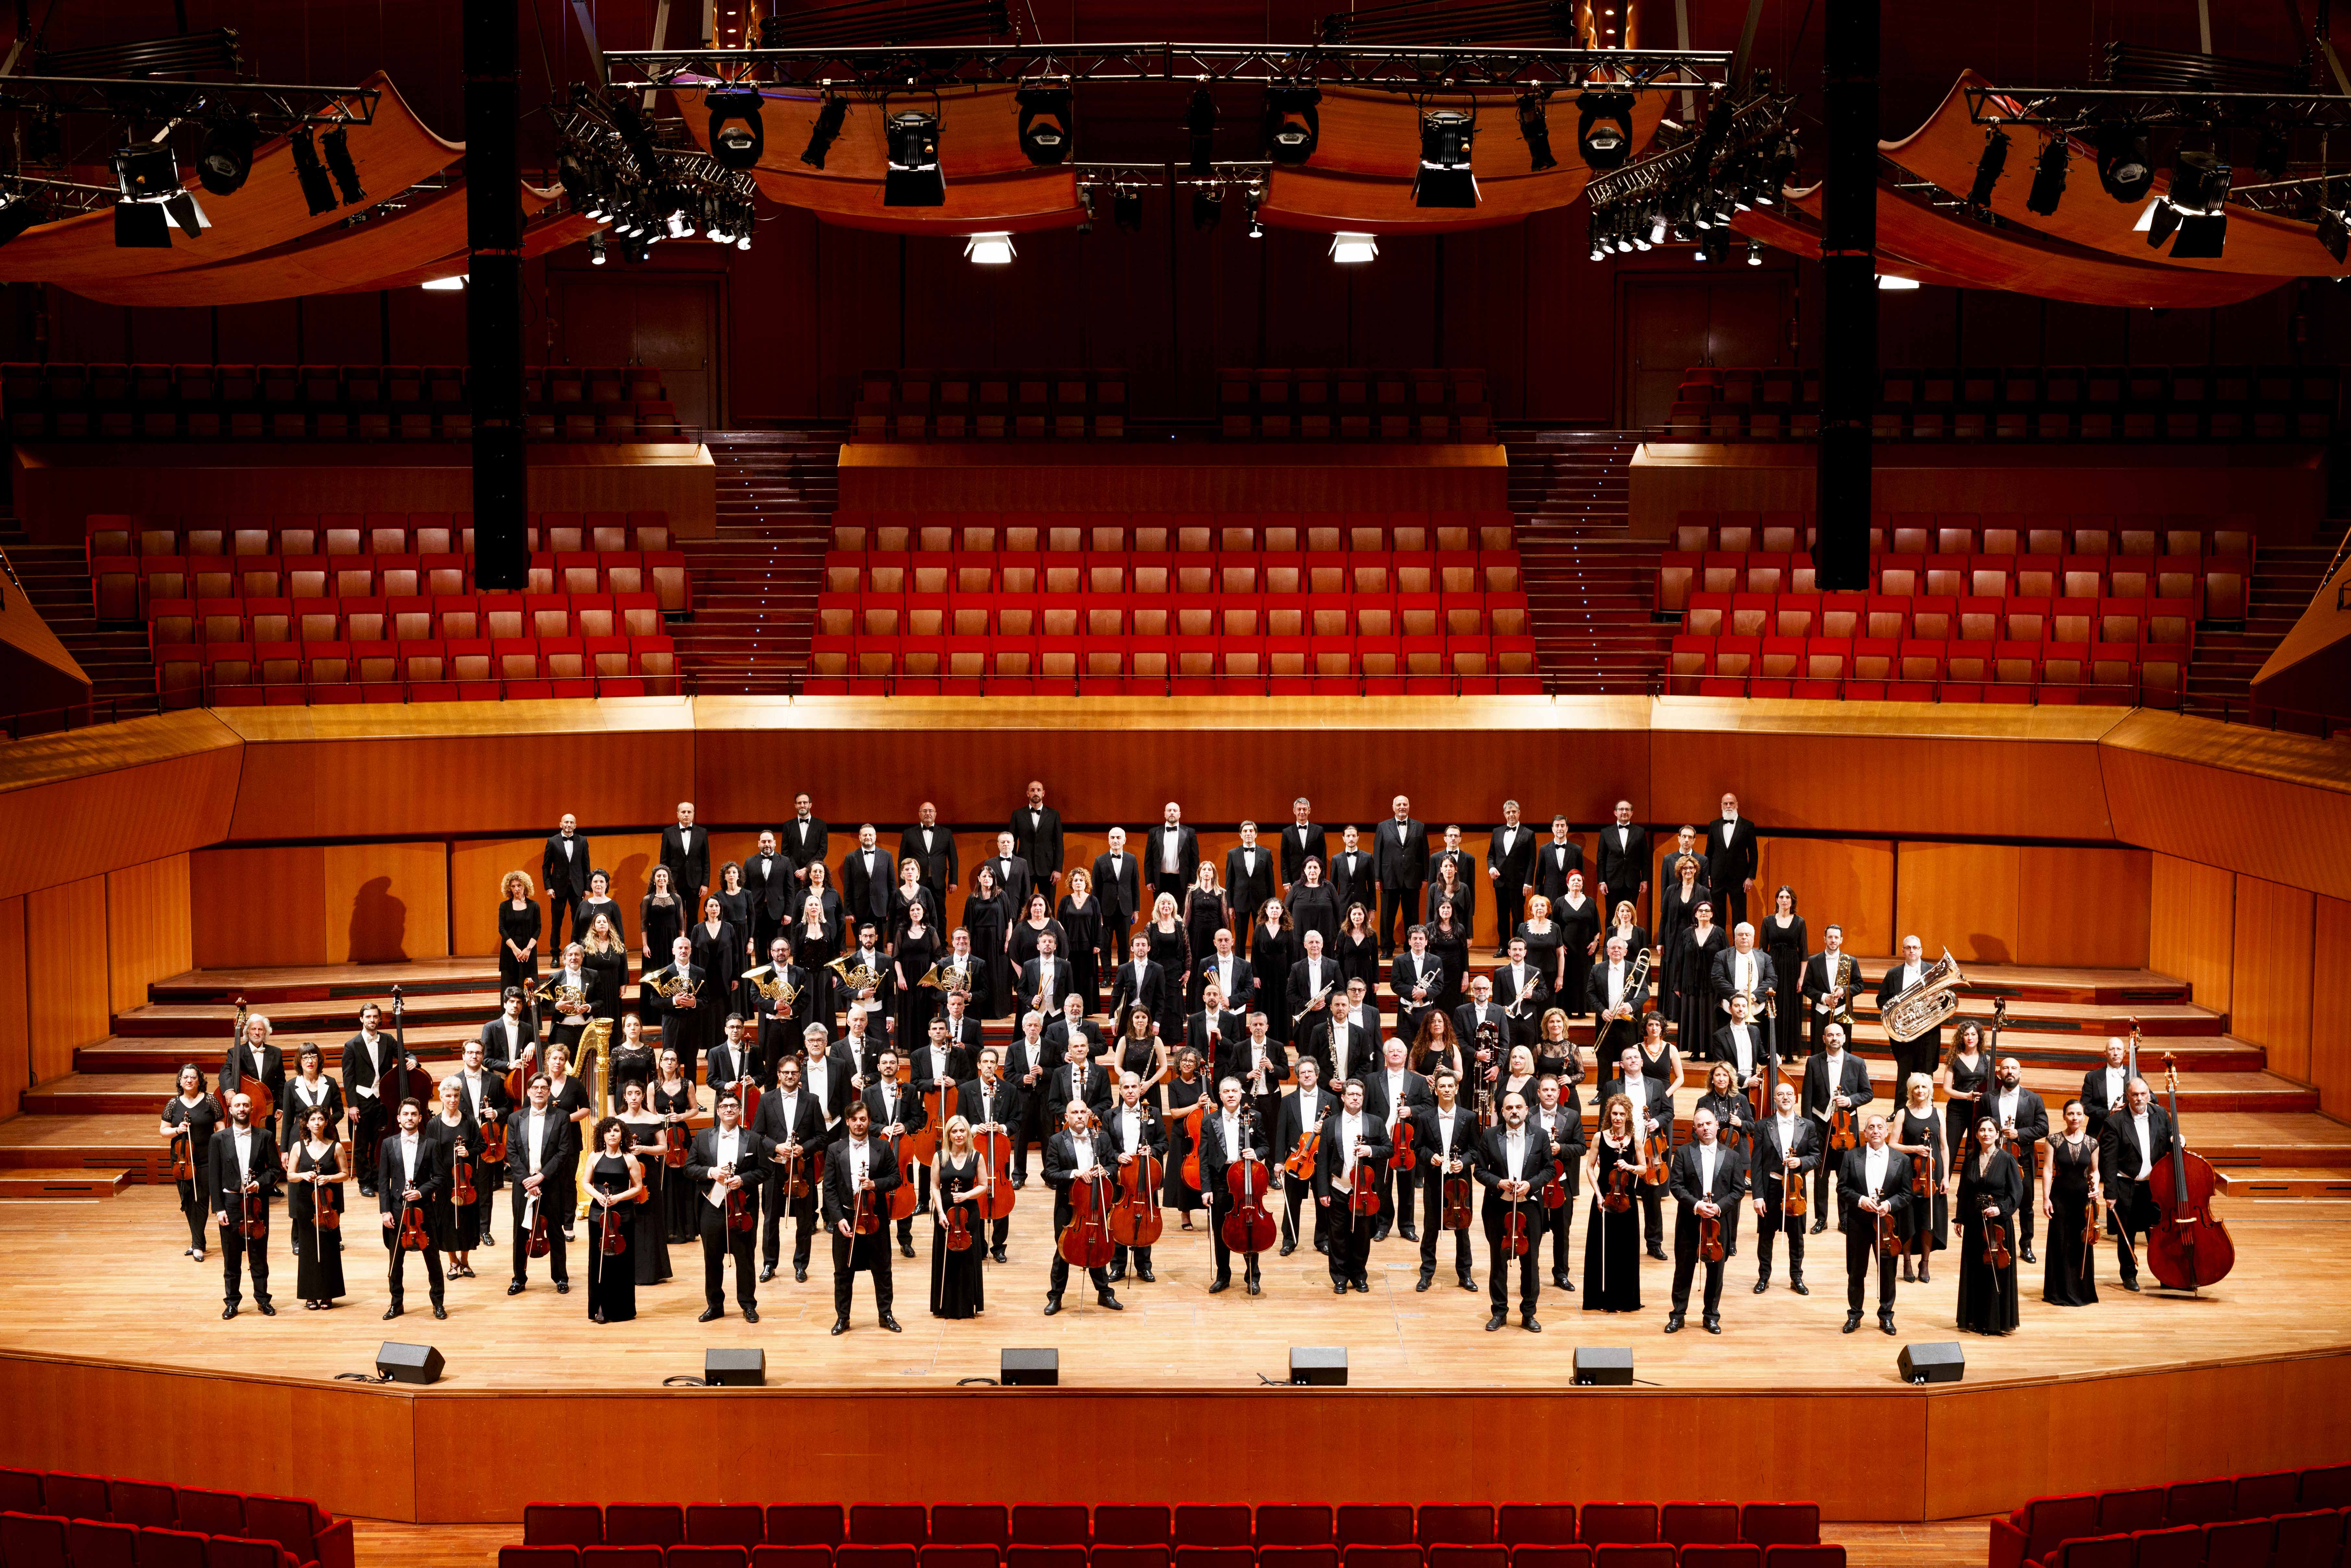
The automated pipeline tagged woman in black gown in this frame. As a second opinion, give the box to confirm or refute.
[1425,900,1472,1014]
[1942,1021,1991,1159]
[1425,855,1476,934]
[888,860,929,950]
[1656,857,1710,977]
[1954,1117,2024,1335]
[160,1065,220,1260]
[1531,1007,1578,1084]
[615,1080,673,1286]
[279,1045,343,1156]
[1523,891,1581,1019]
[579,911,628,1026]
[585,1117,646,1324]
[1332,900,1380,995]
[424,1077,483,1279]
[1057,869,1105,1011]
[575,869,624,951]
[1695,1061,1755,1156]
[1007,893,1068,999]
[606,1012,656,1110]
[1601,901,1650,972]
[1162,1047,1208,1224]
[1108,1006,1168,1096]
[2040,1098,2102,1307]
[652,1050,701,1244]
[1145,894,1192,1042]
[1250,901,1299,1050]
[1582,1094,1644,1312]
[960,866,1011,1021]
[1411,1009,1465,1082]
[891,901,939,1046]
[1284,861,1341,957]
[1891,1072,1947,1283]
[498,871,542,997]
[1182,868,1230,1008]
[289,1105,347,1309]
[1760,887,1808,1063]
[794,893,839,972]
[639,867,684,968]
[689,897,742,1037]
[929,1116,986,1318]
[1671,900,1726,1057]
[1636,1012,1684,1113]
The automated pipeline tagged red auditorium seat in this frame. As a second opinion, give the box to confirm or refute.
[1339,1549,1420,1568]
[2303,1467,2351,1508]
[1758,1551,1842,1568]
[1092,1510,1170,1548]
[525,1508,604,1547]
[172,1495,245,1539]
[1092,1548,1171,1568]
[1575,1508,1656,1547]
[2201,1521,2271,1568]
[1425,1550,1501,1568]
[198,1538,286,1568]
[504,1551,581,1568]
[836,1551,915,1568]
[1590,1550,1670,1568]
[1414,1509,1491,1548]
[1174,1550,1252,1568]
[751,1552,829,1568]
[606,1509,686,1549]
[1003,1510,1083,1549]
[72,1521,140,1568]
[136,1528,211,1568]
[2270,1510,2345,1565]
[1658,1507,1737,1548]
[764,1511,841,1548]
[670,1550,749,1568]
[1002,1555,1078,1568]
[920,1551,994,1568]
[686,1510,764,1549]
[106,1486,178,1530]
[1733,1510,1815,1550]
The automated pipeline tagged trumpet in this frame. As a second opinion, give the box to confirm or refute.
[1291,979,1334,1028]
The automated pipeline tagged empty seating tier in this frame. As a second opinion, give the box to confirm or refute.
[1991,1463,2349,1568]
[851,370,1126,442]
[1219,369,1492,443]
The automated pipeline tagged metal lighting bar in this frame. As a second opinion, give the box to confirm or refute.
[37,30,244,79]
[0,75,379,127]
[760,0,1012,49]
[1963,83,2351,130]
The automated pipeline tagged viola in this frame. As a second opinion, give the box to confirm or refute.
[480,1113,509,1166]
[1980,1214,2012,1270]
[452,1146,477,1207]
[311,1158,340,1233]
[1387,1115,1417,1173]
[601,1191,630,1255]
[1443,1160,1474,1230]
[1698,1207,1725,1263]
[170,1129,192,1182]
[1781,1140,1809,1219]
[1058,1164,1118,1268]
[1828,1102,1858,1151]
[945,1184,974,1253]
[850,1177,884,1236]
[1910,1147,1932,1201]
[779,1143,812,1202]
[1283,1123,1322,1181]
[2146,1052,2235,1292]
[1108,1128,1164,1249]
[724,1164,757,1234]
[397,1197,429,1252]
[1220,1115,1277,1256]
[664,1110,691,1169]
[240,1181,269,1241]
[1498,1191,1531,1258]
[1602,1153,1639,1213]
[525,1196,553,1257]
[1874,1203,1900,1257]
[1641,1123,1672,1187]
[1348,1143,1383,1218]
[973,1116,1016,1221]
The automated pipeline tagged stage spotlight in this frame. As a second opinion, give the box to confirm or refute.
[1575,91,1634,171]
[1262,84,1321,166]
[1016,85,1071,166]
[198,116,256,195]
[111,202,170,248]
[1876,273,1920,290]
[1746,237,1762,265]
[1112,187,1142,231]
[289,128,337,216]
[2025,135,2068,216]
[1967,126,2009,209]
[0,193,42,248]
[1185,84,1216,175]
[1329,231,1377,264]
[883,110,944,206]
[1192,185,1223,231]
[1243,187,1263,238]
[1413,107,1477,208]
[706,89,765,170]
[1516,90,1557,172]
[963,231,1014,265]
[2320,208,2349,265]
[113,143,179,201]
[2168,148,2231,212]
[801,96,848,169]
[2170,212,2227,258]
[2095,122,2152,202]
[321,124,365,205]
[589,232,607,265]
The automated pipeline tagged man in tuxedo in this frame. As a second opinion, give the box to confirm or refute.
[1799,924,1856,1057]
[1044,992,1104,1069]
[1197,926,1254,1022]
[1531,1074,1584,1288]
[799,1023,855,1136]
[1838,1113,1912,1335]
[1600,1044,1671,1257]
[453,1038,508,1229]
[897,803,958,907]
[859,1050,927,1257]
[1104,1071,1167,1283]
[1303,989,1369,1086]
[1191,980,1245,1081]
[1314,1077,1392,1294]
[1456,974,1514,1084]
[1003,1012,1055,1187]
[1363,1036,1432,1241]
[208,1090,280,1318]
[1594,800,1649,926]
[1750,1080,1818,1294]
[1043,1099,1124,1314]
[1487,801,1538,957]
[1659,825,1705,905]
[1042,1030,1113,1124]
[1009,780,1064,897]
[505,1073,576,1295]
[1531,814,1586,909]
[785,793,830,892]
[754,1052,827,1284]
[1280,798,1328,892]
[2081,1037,2131,1138]
[1587,935,1648,1059]
[1002,927,1059,1020]
[2098,1075,2175,1291]
[1801,1022,1874,1226]
[1665,1106,1748,1334]
[1106,933,1167,1034]
[743,830,796,956]
[1287,928,1338,1038]
[543,944,594,1059]
[704,1014,755,1103]
[1200,1074,1271,1291]
[648,935,706,1080]
[1474,1088,1553,1331]
[1987,1055,2051,1263]
[687,1090,771,1323]
[1876,934,1943,1088]
[1345,977,1385,1060]
[909,1016,973,1107]
[1374,796,1430,957]
[378,1097,448,1321]
[221,1014,286,1142]
[1414,1067,1480,1291]
[1224,822,1277,928]
[1393,925,1445,1044]
[840,825,894,932]
[1712,923,1776,1020]
[1092,826,1143,954]
[1328,824,1374,916]
[820,1100,902,1333]
[1143,802,1199,910]
[746,936,811,1082]
[1704,791,1759,928]
[343,1003,397,1195]
[985,831,1034,918]
[660,801,710,906]
[541,813,592,951]
[1713,990,1772,1107]
[957,1049,1024,1261]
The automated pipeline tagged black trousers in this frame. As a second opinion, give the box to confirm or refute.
[1845,1228,1897,1314]
[1890,1034,1940,1099]
[1417,1177,1474,1279]
[387,1234,444,1306]
[760,1171,818,1272]
[547,893,578,952]
[218,1220,269,1306]
[1278,1179,1326,1256]
[1111,1242,1152,1273]
[1377,1161,1416,1232]
[176,1179,209,1250]
[1487,1227,1540,1314]
[1492,886,1525,953]
[831,1241,894,1319]
[1638,1178,1665,1251]
[1211,1193,1267,1281]
[1325,1195,1375,1284]
[1755,1197,1806,1277]
[1544,1191,1573,1278]
[700,1210,758,1310]
[1669,1222,1725,1316]
[1049,1253,1112,1299]
[1376,885,1418,954]
[510,1184,569,1283]
[2110,1177,2152,1284]
[1811,1122,1843,1213]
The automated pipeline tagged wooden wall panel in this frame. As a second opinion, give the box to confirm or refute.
[449,838,547,956]
[0,715,242,901]
[2148,853,2235,1014]
[0,898,25,1123]
[322,843,448,963]
[1894,843,2023,964]
[2016,847,2152,969]
[105,854,191,1015]
[190,847,329,969]
[24,875,108,1082]
[2311,896,2351,1118]
[2232,874,2316,1080]
[1756,837,1896,957]
[2101,711,2351,903]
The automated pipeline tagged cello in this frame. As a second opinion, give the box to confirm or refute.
[1220,1107,1277,1261]
[2145,1052,2235,1292]
[1057,1123,1118,1271]
[972,1110,1015,1223]
[1108,1120,1164,1251]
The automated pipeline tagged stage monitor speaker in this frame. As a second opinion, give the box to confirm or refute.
[377,1342,444,1385]
[706,1348,765,1386]
[1898,1342,1965,1384]
[1290,1347,1348,1385]
[1002,1348,1059,1386]
[1573,1347,1634,1386]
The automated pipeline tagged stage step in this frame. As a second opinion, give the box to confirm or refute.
[0,1166,131,1200]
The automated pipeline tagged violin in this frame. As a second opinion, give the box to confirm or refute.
[397,1197,429,1252]
[850,1173,884,1236]
[2145,1052,2235,1292]
[1874,1203,1900,1257]
[1283,1120,1322,1181]
[1348,1138,1383,1218]
[1828,1101,1858,1151]
[309,1149,340,1232]
[1698,1207,1725,1263]
[1057,1154,1118,1269]
[1108,1122,1164,1249]
[1602,1147,1639,1212]
[779,1142,812,1202]
[1641,1120,1672,1187]
[723,1163,757,1234]
[1387,1114,1417,1174]
[1910,1146,1932,1201]
[601,1188,630,1255]
[452,1145,477,1208]
[1498,1187,1531,1258]
[945,1182,974,1253]
[1443,1156,1474,1230]
[1980,1214,2012,1271]
[1220,1108,1277,1257]
[664,1109,691,1169]
[170,1129,192,1183]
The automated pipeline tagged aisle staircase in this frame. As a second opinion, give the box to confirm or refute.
[1505,431,1672,694]
[2182,524,2346,727]
[666,428,841,695]
[0,515,160,720]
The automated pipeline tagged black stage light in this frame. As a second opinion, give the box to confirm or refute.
[883,110,944,206]
[1746,237,1763,265]
[589,232,608,265]
[1243,187,1263,238]
[321,124,366,205]
[113,144,179,200]
[2146,200,2181,248]
[1967,126,2009,209]
[1516,90,1557,172]
[2320,207,2349,265]
[2169,148,2231,212]
[198,116,256,196]
[1191,185,1223,231]
[1576,91,1634,171]
[0,193,42,248]
[2170,212,2227,258]
[2095,122,2153,202]
[556,149,590,203]
[1112,186,1142,231]
[1016,85,1071,166]
[1185,84,1216,175]
[289,128,337,216]
[2025,135,2068,216]
[1262,84,1321,166]
[1413,108,1477,208]
[801,96,848,169]
[706,89,766,170]
[112,201,170,248]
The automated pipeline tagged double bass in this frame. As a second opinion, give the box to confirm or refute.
[2145,1053,2235,1292]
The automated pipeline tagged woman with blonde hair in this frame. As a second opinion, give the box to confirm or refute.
[929,1114,986,1319]
[1891,1070,1948,1283]
[498,870,541,997]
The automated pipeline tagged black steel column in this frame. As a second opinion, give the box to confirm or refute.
[466,0,526,591]
[1813,0,1876,592]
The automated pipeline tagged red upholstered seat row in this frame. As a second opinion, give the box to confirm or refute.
[87,511,672,560]
[2021,1507,2348,1568]
[1666,635,2183,706]
[1217,367,1495,442]
[830,512,1516,555]
[1990,1466,2350,1568]
[853,368,1128,442]
[502,1549,1836,1568]
[0,1469,349,1568]
[0,1514,305,1568]
[1658,560,2241,622]
[819,595,1527,642]
[104,556,688,619]
[1670,511,2254,560]
[154,635,677,708]
[521,1503,1822,1551]
[147,593,664,647]
[809,633,1538,683]
[1679,595,2194,647]
[823,550,1522,598]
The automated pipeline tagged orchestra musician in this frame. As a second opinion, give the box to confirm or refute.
[497,870,542,1001]
[753,1053,828,1284]
[1304,990,1371,1090]
[542,943,594,1059]
[279,1045,343,1158]
[221,1011,285,1142]
[162,1064,220,1261]
[930,1116,988,1320]
[686,1090,770,1322]
[1225,822,1278,936]
[1665,1107,1748,1335]
[424,1076,483,1281]
[1954,1116,2024,1336]
[1455,974,1515,1080]
[1015,930,1070,1024]
[542,813,592,951]
[745,936,811,1082]
[585,1116,648,1324]
[743,829,794,956]
[1486,802,1537,957]
[1801,1022,1874,1227]
[506,1073,578,1296]
[2041,1098,2103,1307]
[1010,779,1064,897]
[1694,1062,1755,1177]
[1196,928,1255,1027]
[1142,803,1197,912]
[1271,1057,1331,1260]
[473,988,534,1075]
[1876,936,1944,1090]
[1362,1037,1432,1242]
[1393,924,1445,1046]
[2097,1076,2175,1293]
[938,985,984,1067]
[1798,924,1854,1058]
[897,802,957,908]
[785,794,831,897]
[860,1048,928,1258]
[1531,1074,1585,1289]
[1703,793,1759,928]
[288,1105,347,1311]
[705,1015,754,1104]
[1987,1056,2050,1265]
[453,1039,507,1237]
[1838,1112,1912,1336]
[342,1003,395,1195]
[1107,930,1172,1042]
[1042,1099,1123,1315]
[2081,1037,2131,1139]
[1219,1006,1287,1129]
[1490,937,1549,1047]
[659,801,710,907]
[1280,798,1328,892]
[647,934,707,1082]
[1202,1075,1271,1292]
[1587,935,1647,1045]
[378,1097,447,1321]
[1711,991,1770,1120]
[207,1089,280,1318]
[821,1100,903,1333]
[1003,1011,1055,1188]
[1593,801,1649,929]
[1104,1072,1167,1284]
[1313,1077,1391,1295]
[1711,924,1775,1026]
[1373,796,1429,958]
[958,1049,1024,1261]
[1598,1043,1670,1258]
[1750,1081,1817,1295]
[1477,1088,1554,1331]
[1091,826,1144,962]
[1413,1067,1480,1292]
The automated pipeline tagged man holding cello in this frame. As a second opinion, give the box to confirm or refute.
[1104,1072,1167,1285]
[1042,1099,1123,1315]
[1474,1088,1552,1331]
[1201,1075,1272,1294]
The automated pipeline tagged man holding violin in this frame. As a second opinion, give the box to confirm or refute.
[1105,1072,1167,1285]
[1474,1088,1553,1332]
[1750,1080,1818,1295]
[1531,1073,1585,1291]
[1413,1067,1480,1294]
[1802,1022,1874,1229]
[208,1089,281,1319]
[1988,1056,2050,1265]
[1313,1078,1392,1295]
[1665,1106,1747,1335]
[754,1054,827,1285]
[1270,1056,1331,1263]
[379,1097,448,1322]
[687,1090,770,1324]
[821,1100,903,1334]
[1042,1099,1123,1315]
[1838,1112,1912,1335]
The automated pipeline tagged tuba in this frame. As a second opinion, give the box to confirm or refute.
[1882,948,1964,1043]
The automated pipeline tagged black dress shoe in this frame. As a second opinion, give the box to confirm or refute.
[1208,1277,1230,1294]
[555,1280,570,1294]
[1753,1277,1771,1294]
[1398,1227,1418,1242]
[1879,1314,1897,1336]
[1279,1240,1297,1257]
[1246,1274,1261,1296]
[221,1306,238,1320]
[384,1305,403,1321]
[989,1248,1006,1265]
[1332,1282,1348,1295]
[1522,1315,1541,1333]
[257,1302,274,1316]
[1809,1220,1827,1234]
[1415,1275,1433,1293]
[1373,1225,1391,1242]
[1842,1313,1861,1333]
[1703,1315,1721,1334]
[795,1265,809,1282]
[831,1318,849,1335]
[433,1304,447,1320]
[1664,1312,1685,1333]
[1460,1274,1479,1291]
[1647,1245,1668,1261]
[1012,1175,1028,1189]
[1044,1298,1063,1315]
[1314,1239,1330,1255]
[698,1306,723,1322]
[743,1308,759,1324]
[1792,1277,1808,1295]
[2121,1277,2141,1292]
[759,1265,777,1283]
[508,1279,525,1295]
[2019,1245,2036,1264]
[1137,1266,1154,1283]
[591,1310,606,1324]
[1486,1313,1507,1332]
[899,1240,917,1259]
[1107,1265,1125,1282]
[1552,1273,1571,1290]
[879,1313,901,1332]
[1351,1278,1369,1293]
[1097,1291,1123,1310]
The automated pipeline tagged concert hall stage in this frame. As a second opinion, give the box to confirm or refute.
[1,1190,2344,1525]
